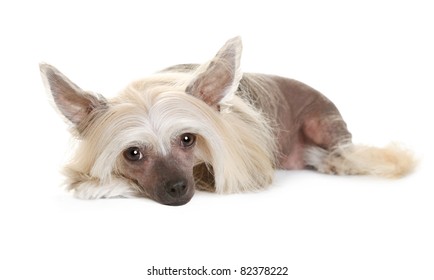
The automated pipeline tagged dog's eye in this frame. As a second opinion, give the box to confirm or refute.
[180,133,196,148]
[123,147,143,161]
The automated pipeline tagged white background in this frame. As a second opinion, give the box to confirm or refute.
[0,1,433,279]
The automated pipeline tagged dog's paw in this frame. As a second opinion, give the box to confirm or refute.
[72,180,136,199]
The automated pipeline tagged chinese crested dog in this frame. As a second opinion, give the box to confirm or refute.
[40,37,415,206]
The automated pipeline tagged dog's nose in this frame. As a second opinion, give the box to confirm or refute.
[165,180,188,198]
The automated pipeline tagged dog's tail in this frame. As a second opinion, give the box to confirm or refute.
[305,143,416,178]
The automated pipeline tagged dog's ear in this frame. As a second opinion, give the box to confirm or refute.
[39,63,107,128]
[186,36,242,110]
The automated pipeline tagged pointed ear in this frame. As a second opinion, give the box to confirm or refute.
[39,63,107,127]
[186,36,243,110]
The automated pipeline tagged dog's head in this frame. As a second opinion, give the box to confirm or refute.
[40,37,243,206]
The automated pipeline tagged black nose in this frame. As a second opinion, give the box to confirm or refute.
[165,180,188,198]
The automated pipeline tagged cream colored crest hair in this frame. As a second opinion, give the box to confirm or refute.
[64,71,276,195]
[63,39,276,196]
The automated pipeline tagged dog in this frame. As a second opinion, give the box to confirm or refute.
[40,37,415,206]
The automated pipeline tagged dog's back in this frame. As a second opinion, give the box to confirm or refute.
[164,62,415,178]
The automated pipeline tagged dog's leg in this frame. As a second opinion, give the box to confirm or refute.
[303,114,415,178]
[193,163,216,192]
[302,114,353,174]
[72,178,137,199]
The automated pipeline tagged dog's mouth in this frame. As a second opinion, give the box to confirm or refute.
[163,195,194,206]
[158,192,194,206]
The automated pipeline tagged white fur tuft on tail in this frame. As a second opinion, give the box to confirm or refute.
[305,143,416,178]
